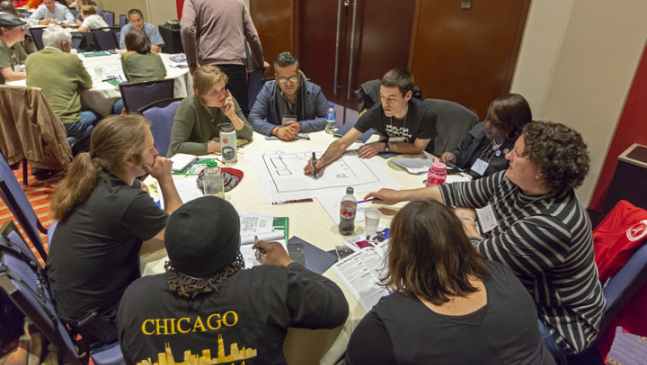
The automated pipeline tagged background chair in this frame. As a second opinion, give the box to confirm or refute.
[422,98,479,157]
[118,14,127,29]
[0,153,53,261]
[91,28,120,51]
[119,79,175,114]
[103,11,115,27]
[139,98,183,157]
[0,232,124,365]
[29,27,45,51]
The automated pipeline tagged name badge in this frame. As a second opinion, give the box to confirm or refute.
[471,158,489,176]
[281,117,297,126]
[388,136,406,143]
[476,204,498,233]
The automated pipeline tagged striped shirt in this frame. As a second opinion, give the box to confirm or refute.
[439,171,605,354]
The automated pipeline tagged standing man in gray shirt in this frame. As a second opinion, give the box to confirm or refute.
[180,0,269,117]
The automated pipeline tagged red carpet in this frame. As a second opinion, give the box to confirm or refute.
[0,166,58,264]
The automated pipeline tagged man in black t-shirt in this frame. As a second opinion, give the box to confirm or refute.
[304,68,437,177]
[118,197,349,365]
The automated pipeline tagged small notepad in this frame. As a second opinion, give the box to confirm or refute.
[170,153,198,172]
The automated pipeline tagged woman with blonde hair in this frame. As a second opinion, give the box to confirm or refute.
[45,114,182,344]
[346,200,554,364]
[168,65,253,156]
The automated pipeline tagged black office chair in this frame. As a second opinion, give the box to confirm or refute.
[118,14,127,29]
[29,27,45,51]
[91,27,120,51]
[119,79,176,114]
[103,11,115,27]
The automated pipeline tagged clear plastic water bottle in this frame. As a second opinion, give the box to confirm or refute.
[339,187,357,235]
[426,161,448,187]
[325,103,336,134]
[220,123,237,164]
[203,161,225,198]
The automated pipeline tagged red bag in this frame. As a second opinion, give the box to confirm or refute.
[594,200,647,282]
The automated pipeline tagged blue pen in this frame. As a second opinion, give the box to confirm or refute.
[446,161,465,172]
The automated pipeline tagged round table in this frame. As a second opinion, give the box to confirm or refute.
[139,131,465,364]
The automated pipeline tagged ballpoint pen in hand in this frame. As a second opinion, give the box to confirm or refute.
[254,235,261,262]
[312,152,317,178]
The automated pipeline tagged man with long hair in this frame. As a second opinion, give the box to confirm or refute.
[118,197,349,365]
[46,115,182,344]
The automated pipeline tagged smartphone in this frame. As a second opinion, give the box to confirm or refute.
[288,243,306,266]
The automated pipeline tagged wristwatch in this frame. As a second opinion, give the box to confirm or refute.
[383,142,390,153]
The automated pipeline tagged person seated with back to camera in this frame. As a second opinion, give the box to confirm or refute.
[167,65,254,157]
[303,68,437,176]
[74,5,108,32]
[117,196,349,365]
[248,52,329,141]
[45,115,182,345]
[441,93,532,179]
[346,200,555,365]
[26,25,98,138]
[365,121,605,355]
[110,29,167,114]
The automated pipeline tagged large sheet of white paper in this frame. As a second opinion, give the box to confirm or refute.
[252,148,402,203]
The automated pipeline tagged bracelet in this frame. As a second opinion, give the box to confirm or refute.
[459,217,477,225]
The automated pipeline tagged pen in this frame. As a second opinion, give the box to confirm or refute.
[272,198,314,205]
[312,152,317,178]
[254,235,261,262]
[446,161,465,172]
[356,197,380,204]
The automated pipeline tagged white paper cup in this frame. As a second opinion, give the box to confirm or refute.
[365,208,382,236]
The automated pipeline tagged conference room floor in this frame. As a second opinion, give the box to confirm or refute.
[139,131,471,364]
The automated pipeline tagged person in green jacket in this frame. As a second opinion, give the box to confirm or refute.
[26,25,98,137]
[121,29,166,83]
[168,65,253,157]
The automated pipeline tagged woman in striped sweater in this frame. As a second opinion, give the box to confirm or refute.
[366,121,605,355]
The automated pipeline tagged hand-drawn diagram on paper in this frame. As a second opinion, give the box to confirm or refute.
[252,148,402,203]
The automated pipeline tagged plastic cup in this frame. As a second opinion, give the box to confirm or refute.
[364,208,382,237]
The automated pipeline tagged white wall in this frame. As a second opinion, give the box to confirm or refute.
[511,0,647,205]
[146,0,178,24]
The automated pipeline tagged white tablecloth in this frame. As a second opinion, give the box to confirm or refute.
[139,132,460,365]
[9,52,192,116]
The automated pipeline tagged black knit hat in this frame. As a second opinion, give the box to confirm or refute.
[165,196,240,277]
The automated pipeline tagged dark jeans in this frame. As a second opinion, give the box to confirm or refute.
[217,64,249,117]
[64,111,100,138]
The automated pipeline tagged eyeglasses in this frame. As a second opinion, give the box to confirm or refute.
[206,88,227,97]
[277,76,298,84]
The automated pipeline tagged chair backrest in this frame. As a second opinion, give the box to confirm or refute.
[423,98,479,157]
[91,28,119,51]
[119,79,176,114]
[30,27,45,51]
[103,11,115,27]
[118,14,127,29]
[71,33,84,50]
[140,98,182,157]
[0,153,48,261]
[0,235,81,365]
[1,221,39,264]
[600,241,647,331]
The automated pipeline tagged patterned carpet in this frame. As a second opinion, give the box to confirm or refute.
[0,165,57,264]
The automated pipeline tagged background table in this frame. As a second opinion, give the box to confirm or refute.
[8,52,192,116]
[140,131,451,364]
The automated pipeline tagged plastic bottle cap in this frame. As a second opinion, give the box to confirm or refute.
[346,187,353,194]
[219,123,234,133]
[206,161,217,167]
[431,161,446,172]
[329,103,334,108]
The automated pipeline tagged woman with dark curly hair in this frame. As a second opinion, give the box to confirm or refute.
[365,121,605,355]
[346,200,555,365]
[441,93,532,179]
